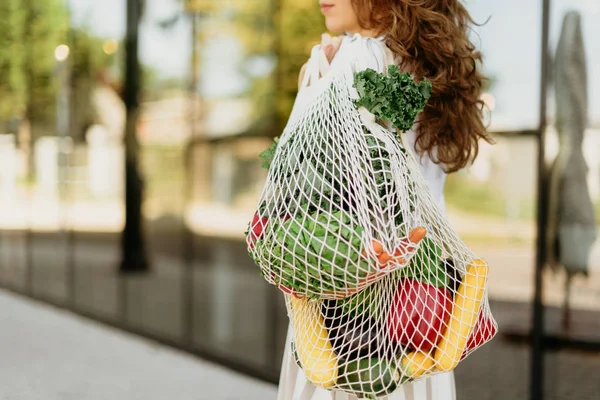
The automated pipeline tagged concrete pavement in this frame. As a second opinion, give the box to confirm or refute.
[0,290,277,400]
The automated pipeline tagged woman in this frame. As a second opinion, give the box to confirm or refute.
[278,1,491,399]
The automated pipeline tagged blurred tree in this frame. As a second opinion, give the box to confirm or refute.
[68,29,118,141]
[0,0,27,130]
[151,0,323,144]
[70,30,117,80]
[219,0,278,134]
[276,0,323,130]
[20,0,69,179]
[223,0,323,134]
[159,0,323,136]
[226,0,274,55]
[23,0,69,126]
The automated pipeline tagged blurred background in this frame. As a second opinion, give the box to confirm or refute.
[0,0,599,399]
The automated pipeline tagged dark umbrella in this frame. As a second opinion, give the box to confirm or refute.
[546,10,597,330]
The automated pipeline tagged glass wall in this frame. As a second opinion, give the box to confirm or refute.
[0,0,598,397]
[63,0,124,321]
[0,0,287,378]
[442,2,541,397]
[541,2,600,397]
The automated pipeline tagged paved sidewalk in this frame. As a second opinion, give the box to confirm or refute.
[0,290,277,400]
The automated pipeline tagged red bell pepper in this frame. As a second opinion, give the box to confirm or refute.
[460,312,497,360]
[387,278,452,351]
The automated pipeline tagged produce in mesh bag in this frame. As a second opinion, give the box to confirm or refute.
[247,36,432,299]
[289,258,495,398]
[246,35,497,398]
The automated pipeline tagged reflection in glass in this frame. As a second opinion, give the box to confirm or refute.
[546,10,596,330]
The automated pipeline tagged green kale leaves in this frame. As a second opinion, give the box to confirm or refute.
[259,136,279,170]
[353,65,432,132]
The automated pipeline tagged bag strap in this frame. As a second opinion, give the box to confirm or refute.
[354,36,397,74]
[301,36,396,89]
[299,46,318,89]
[300,44,331,89]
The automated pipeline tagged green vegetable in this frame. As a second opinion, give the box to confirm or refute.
[363,131,407,226]
[251,68,433,296]
[337,358,400,399]
[354,65,432,132]
[258,136,279,170]
[291,342,302,369]
[256,209,374,296]
[400,237,447,287]
[338,281,383,320]
[340,238,445,320]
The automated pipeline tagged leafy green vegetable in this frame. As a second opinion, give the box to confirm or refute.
[354,65,432,132]
[338,282,383,320]
[255,209,373,296]
[258,136,279,170]
[251,67,434,295]
[400,237,447,287]
[363,130,407,226]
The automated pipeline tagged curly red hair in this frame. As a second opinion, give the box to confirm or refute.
[352,0,492,172]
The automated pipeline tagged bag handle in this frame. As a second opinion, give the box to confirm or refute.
[300,44,331,89]
[354,36,397,74]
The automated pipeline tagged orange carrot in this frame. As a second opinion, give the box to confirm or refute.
[394,256,406,264]
[409,226,427,243]
[392,243,408,257]
[377,252,393,265]
[389,227,426,262]
[371,239,384,255]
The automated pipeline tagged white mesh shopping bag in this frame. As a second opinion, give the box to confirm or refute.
[246,34,497,398]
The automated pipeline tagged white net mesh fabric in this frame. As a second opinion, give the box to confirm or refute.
[246,36,497,398]
[285,261,496,398]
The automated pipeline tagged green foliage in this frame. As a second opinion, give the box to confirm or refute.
[400,238,446,288]
[0,0,70,127]
[354,65,432,132]
[258,136,279,170]
[277,1,324,129]
[225,0,275,55]
[0,1,122,132]
[179,1,323,135]
[70,29,117,80]
[256,208,371,295]
[0,0,27,123]
[23,0,70,125]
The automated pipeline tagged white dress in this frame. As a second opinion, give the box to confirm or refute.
[276,130,454,400]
